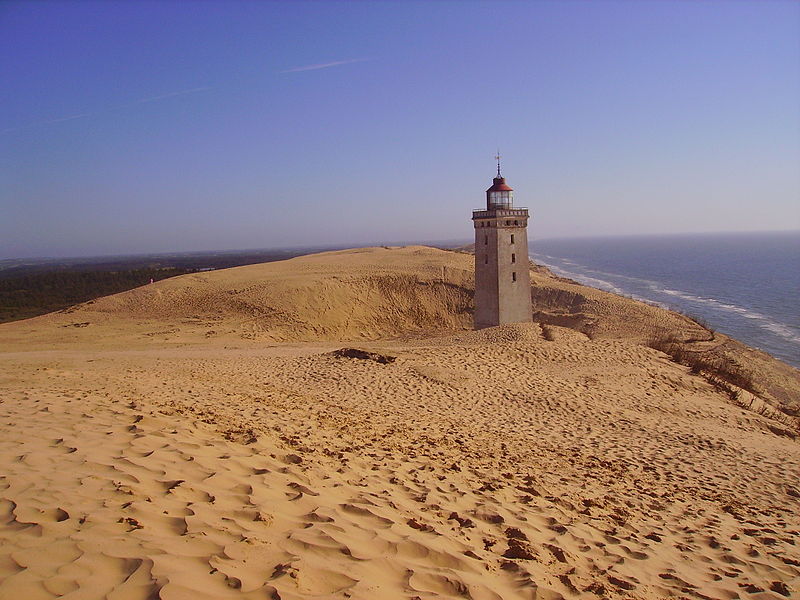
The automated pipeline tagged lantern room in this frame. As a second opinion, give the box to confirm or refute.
[486,175,514,210]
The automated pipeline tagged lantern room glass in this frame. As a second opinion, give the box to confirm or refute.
[488,190,513,209]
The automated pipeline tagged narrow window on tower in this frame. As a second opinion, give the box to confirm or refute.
[484,235,488,245]
[512,272,517,282]
[511,253,516,263]
[484,255,488,264]
[510,234,515,244]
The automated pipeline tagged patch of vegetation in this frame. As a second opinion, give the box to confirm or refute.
[0,248,317,324]
[649,333,800,435]
[648,334,756,396]
[672,310,717,343]
[0,268,192,323]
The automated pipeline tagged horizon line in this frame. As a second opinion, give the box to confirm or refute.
[2,229,798,263]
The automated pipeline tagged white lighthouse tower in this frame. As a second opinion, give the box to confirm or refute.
[472,155,532,329]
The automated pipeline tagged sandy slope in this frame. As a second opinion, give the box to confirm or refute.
[0,246,798,600]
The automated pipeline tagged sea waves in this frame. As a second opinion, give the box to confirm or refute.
[531,252,800,353]
[658,288,800,344]
[532,254,659,305]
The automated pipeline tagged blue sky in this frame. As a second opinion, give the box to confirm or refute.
[1,0,798,258]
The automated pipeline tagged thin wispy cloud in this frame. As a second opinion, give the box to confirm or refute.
[137,86,212,104]
[36,113,90,126]
[1,111,89,134]
[1,86,212,135]
[279,58,370,73]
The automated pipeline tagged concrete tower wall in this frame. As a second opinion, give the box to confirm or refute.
[474,224,500,329]
[473,215,532,329]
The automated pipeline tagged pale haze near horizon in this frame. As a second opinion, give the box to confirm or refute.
[1,1,798,259]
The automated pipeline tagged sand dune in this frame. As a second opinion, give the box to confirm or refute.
[1,246,798,599]
[6,246,473,345]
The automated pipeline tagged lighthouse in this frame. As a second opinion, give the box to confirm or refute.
[472,156,532,329]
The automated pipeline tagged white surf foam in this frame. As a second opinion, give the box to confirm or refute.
[532,253,800,347]
[658,288,800,344]
[531,254,653,303]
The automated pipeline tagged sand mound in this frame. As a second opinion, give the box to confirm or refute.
[2,245,797,413]
[0,245,713,346]
[6,246,472,345]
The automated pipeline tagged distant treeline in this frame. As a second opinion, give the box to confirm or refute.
[0,268,193,322]
[0,249,316,324]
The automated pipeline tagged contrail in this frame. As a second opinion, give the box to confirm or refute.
[1,112,90,133]
[39,113,90,125]
[279,58,369,73]
[137,87,212,103]
[1,86,212,135]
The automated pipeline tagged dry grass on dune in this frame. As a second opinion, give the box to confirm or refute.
[0,245,798,600]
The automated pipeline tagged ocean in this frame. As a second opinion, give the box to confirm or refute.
[529,231,800,369]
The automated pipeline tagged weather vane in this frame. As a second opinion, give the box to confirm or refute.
[495,149,502,177]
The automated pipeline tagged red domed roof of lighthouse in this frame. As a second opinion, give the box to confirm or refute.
[486,177,513,193]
